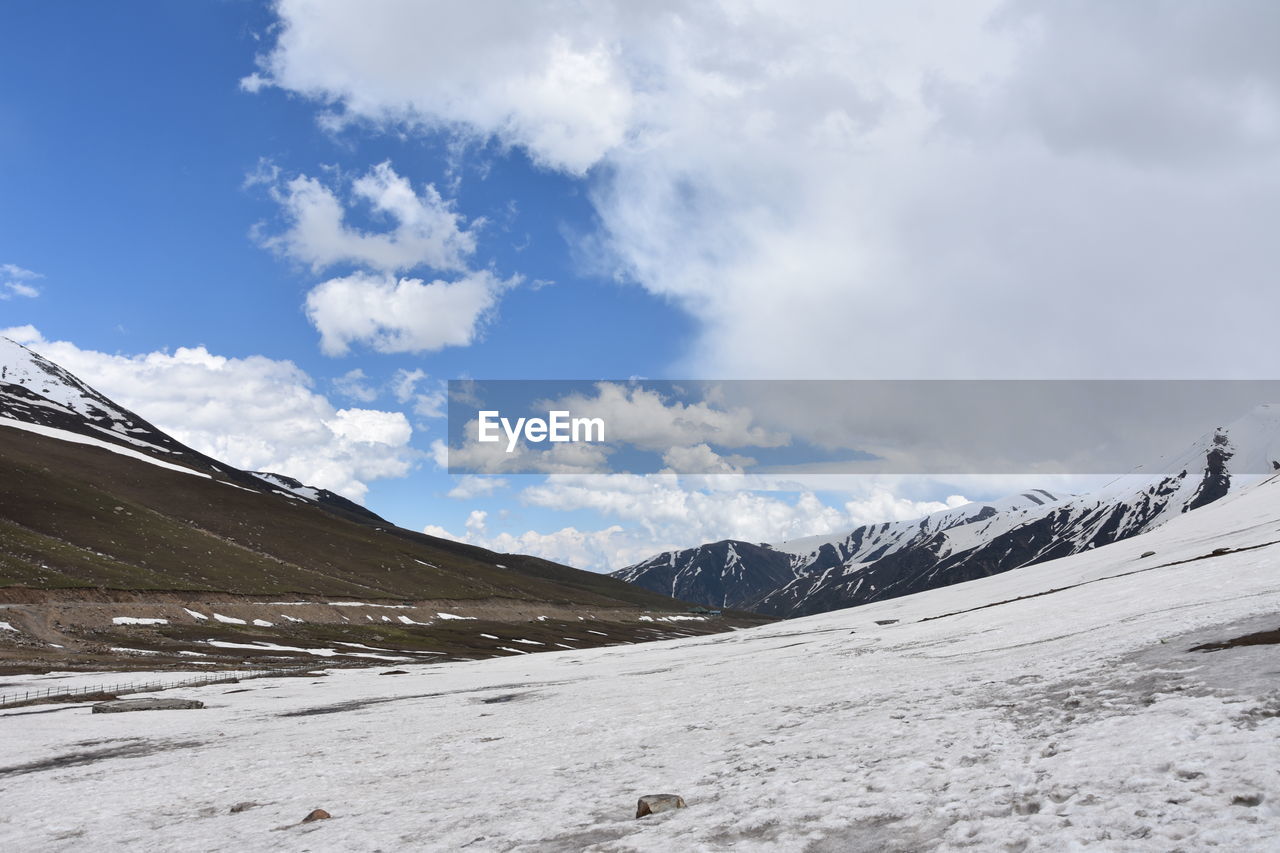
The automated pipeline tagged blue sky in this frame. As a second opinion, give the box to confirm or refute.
[0,1,690,373]
[3,1,1278,571]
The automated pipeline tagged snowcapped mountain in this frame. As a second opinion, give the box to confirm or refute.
[0,335,382,523]
[612,539,798,611]
[615,406,1280,617]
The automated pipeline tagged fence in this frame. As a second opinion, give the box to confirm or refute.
[0,665,319,709]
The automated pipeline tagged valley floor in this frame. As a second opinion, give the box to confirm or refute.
[3,481,1280,851]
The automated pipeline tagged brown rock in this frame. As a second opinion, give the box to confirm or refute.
[636,794,686,818]
[302,808,331,823]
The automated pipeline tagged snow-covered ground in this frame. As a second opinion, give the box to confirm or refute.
[0,668,267,697]
[2,479,1279,850]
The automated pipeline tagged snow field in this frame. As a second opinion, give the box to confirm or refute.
[2,478,1279,850]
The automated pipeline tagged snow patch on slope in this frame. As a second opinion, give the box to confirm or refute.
[0,417,210,479]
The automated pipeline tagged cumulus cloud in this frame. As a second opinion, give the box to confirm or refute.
[6,327,417,502]
[1,264,42,300]
[325,407,412,446]
[248,4,633,174]
[258,161,479,274]
[426,473,968,571]
[305,270,514,356]
[250,1,1280,378]
[253,161,518,357]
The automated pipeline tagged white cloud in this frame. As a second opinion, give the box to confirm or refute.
[324,407,412,446]
[444,425,613,475]
[253,162,519,358]
[259,162,479,274]
[426,519,629,573]
[940,1,1280,166]
[2,323,41,344]
[444,381,788,475]
[330,366,447,419]
[304,270,514,356]
[6,327,417,502]
[445,475,510,500]
[426,473,967,571]
[429,437,450,469]
[391,367,426,401]
[1,264,40,279]
[333,368,377,402]
[1,282,38,300]
[1,264,42,300]
[252,1,1280,378]
[543,382,787,452]
[392,367,447,419]
[660,443,753,475]
[239,71,268,94]
[251,4,633,175]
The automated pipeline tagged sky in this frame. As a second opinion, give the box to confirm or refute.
[2,0,1279,571]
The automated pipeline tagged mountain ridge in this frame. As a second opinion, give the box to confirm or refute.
[0,337,773,668]
[615,406,1280,617]
[0,336,386,524]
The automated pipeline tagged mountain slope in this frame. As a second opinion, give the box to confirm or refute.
[0,334,691,607]
[616,406,1280,617]
[0,336,384,524]
[612,539,798,611]
[613,491,1069,613]
[0,336,777,667]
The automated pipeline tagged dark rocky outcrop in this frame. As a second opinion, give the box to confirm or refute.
[636,794,686,818]
[91,698,204,713]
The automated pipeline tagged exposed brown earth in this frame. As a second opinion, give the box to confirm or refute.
[0,587,768,674]
[0,427,684,610]
[1190,626,1280,652]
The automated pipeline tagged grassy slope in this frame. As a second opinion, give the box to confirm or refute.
[0,428,682,610]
